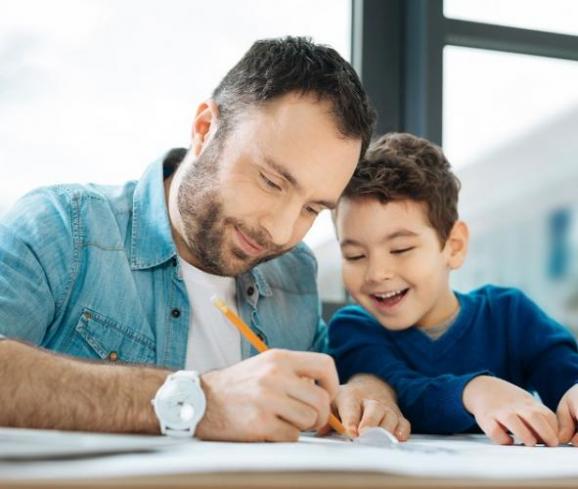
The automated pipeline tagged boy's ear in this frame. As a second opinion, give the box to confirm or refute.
[445,220,469,270]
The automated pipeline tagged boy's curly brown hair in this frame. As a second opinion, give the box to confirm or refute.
[342,132,461,245]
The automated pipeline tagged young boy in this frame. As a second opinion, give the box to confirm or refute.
[329,132,578,447]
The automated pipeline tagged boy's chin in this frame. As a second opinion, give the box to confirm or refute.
[370,312,415,331]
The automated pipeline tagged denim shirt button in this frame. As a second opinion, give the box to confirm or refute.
[108,351,118,362]
[247,286,255,297]
[83,311,92,320]
[171,308,181,318]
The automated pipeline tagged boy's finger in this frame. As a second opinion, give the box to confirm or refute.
[501,414,536,447]
[335,391,362,437]
[557,401,575,444]
[570,432,578,446]
[522,412,558,447]
[376,409,399,434]
[357,399,385,432]
[395,417,411,442]
[480,418,513,445]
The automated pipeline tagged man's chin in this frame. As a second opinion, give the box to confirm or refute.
[227,247,286,275]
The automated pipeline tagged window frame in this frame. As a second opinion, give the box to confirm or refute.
[351,0,578,144]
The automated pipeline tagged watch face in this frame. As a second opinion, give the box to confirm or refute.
[155,377,205,430]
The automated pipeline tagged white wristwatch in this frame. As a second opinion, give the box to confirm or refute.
[151,370,206,438]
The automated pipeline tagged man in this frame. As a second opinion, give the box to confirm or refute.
[0,37,410,441]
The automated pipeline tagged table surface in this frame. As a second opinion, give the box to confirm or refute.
[3,471,578,489]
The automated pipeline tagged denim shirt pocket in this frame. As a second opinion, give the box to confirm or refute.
[72,308,156,364]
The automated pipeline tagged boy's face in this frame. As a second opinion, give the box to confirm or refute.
[336,197,466,331]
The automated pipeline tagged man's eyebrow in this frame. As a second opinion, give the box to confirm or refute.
[340,230,419,247]
[263,156,337,210]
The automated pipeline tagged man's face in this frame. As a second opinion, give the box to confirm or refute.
[168,93,362,276]
[336,197,458,331]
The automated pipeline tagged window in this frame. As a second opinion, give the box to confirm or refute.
[0,0,351,214]
[444,0,578,37]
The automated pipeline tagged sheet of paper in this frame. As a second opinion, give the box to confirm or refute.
[1,430,577,481]
[0,427,185,460]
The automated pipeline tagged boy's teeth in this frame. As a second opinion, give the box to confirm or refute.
[375,289,403,299]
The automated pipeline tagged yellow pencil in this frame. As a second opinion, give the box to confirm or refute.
[212,296,347,436]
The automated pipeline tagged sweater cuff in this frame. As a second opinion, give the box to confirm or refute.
[439,371,492,433]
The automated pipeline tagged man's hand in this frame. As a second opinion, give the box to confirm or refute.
[557,384,578,446]
[463,375,559,447]
[195,349,338,442]
[326,374,411,441]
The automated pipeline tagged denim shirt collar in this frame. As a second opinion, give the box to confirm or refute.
[130,157,176,270]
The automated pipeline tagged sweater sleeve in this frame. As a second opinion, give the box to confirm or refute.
[329,306,486,434]
[512,291,578,410]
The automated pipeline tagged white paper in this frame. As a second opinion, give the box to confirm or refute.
[1,430,578,481]
[0,427,184,460]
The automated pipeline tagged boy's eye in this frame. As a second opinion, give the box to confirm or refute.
[260,172,282,191]
[391,247,414,255]
[344,255,365,261]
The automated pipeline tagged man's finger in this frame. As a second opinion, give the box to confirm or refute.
[265,417,301,442]
[282,351,340,399]
[284,377,331,430]
[274,396,323,432]
[558,400,576,444]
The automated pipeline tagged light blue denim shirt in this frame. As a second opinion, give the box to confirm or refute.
[0,151,327,369]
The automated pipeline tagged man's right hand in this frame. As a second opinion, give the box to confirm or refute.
[195,349,339,442]
[463,375,559,447]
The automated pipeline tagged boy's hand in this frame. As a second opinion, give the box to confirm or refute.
[557,384,578,445]
[320,374,410,441]
[463,375,559,447]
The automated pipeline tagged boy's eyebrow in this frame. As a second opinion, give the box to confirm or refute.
[263,156,337,210]
[340,230,419,247]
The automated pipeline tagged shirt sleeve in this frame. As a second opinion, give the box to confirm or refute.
[0,188,76,344]
[329,306,486,434]
[512,290,578,410]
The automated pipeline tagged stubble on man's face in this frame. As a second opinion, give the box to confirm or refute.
[176,137,285,276]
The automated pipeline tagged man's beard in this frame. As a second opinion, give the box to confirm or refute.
[176,140,285,276]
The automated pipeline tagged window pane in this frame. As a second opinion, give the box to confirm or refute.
[0,0,351,212]
[444,0,578,36]
[444,46,578,328]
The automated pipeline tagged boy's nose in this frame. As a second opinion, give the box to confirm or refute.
[365,265,395,284]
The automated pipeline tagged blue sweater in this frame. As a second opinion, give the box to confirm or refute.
[329,285,578,434]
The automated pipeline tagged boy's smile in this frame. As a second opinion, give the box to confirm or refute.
[336,197,465,332]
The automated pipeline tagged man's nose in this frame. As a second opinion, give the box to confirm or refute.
[260,203,301,248]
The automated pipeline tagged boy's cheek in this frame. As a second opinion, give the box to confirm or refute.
[341,266,362,295]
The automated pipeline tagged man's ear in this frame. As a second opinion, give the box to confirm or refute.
[191,100,220,157]
[445,220,469,270]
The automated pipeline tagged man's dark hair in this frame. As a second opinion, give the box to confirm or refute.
[212,36,376,156]
[342,132,461,245]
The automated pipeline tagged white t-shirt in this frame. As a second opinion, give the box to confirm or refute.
[179,257,242,373]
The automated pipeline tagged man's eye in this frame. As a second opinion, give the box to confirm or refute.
[391,247,414,255]
[260,173,282,191]
[304,206,321,216]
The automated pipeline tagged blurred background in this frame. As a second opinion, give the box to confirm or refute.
[1,0,577,329]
